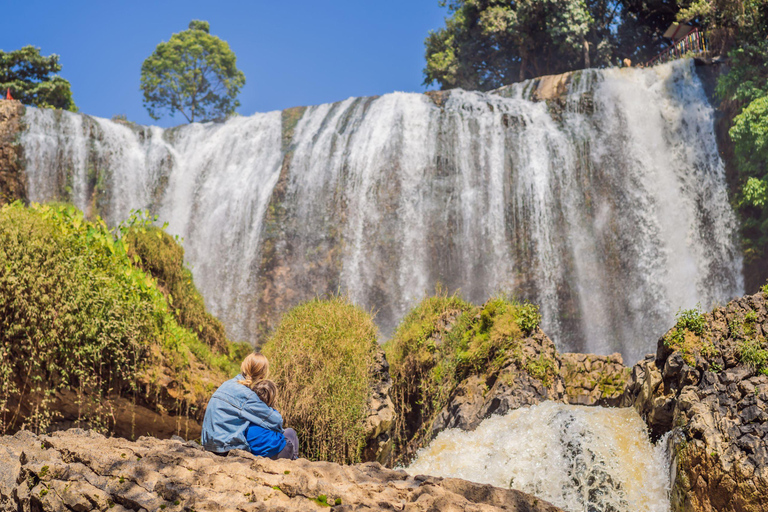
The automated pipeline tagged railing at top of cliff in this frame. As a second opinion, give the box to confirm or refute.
[646,28,708,67]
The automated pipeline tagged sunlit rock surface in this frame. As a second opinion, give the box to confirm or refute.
[0,429,563,512]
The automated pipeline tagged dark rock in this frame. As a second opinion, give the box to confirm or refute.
[740,406,766,424]
[721,367,754,385]
[664,352,685,384]
[362,349,395,464]
[737,434,762,454]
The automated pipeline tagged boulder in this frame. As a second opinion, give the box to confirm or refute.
[430,332,632,438]
[560,352,628,406]
[0,429,563,512]
[430,328,566,439]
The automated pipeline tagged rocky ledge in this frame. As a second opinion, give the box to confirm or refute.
[0,429,563,512]
[622,290,768,512]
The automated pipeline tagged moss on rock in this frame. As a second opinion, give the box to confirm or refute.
[385,292,554,464]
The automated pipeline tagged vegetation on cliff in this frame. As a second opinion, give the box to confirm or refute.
[125,226,231,355]
[663,294,768,376]
[385,291,551,461]
[711,2,768,285]
[0,202,248,436]
[262,296,378,464]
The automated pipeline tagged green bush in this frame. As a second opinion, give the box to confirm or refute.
[717,38,768,269]
[126,226,231,353]
[0,202,242,434]
[262,296,378,464]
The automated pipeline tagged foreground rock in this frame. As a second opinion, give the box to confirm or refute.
[622,290,768,512]
[0,429,563,512]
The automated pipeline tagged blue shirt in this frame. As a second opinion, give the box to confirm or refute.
[201,374,284,453]
[246,424,287,457]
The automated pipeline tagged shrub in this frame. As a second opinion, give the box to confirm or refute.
[126,225,231,353]
[262,296,378,464]
[0,202,242,434]
[738,337,768,374]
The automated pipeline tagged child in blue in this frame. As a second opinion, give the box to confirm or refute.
[247,379,298,459]
[201,353,298,459]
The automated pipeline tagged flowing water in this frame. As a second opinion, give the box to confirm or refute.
[20,60,743,362]
[406,402,672,512]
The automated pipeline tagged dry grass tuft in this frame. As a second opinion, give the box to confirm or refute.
[263,296,377,464]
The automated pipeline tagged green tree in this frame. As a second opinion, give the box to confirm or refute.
[0,46,76,111]
[712,0,768,277]
[141,20,245,123]
[424,0,622,90]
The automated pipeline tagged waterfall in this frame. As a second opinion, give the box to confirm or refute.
[406,402,673,512]
[20,60,743,362]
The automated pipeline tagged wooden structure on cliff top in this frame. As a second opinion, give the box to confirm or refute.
[647,23,708,66]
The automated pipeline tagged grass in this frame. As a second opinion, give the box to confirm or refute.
[262,296,378,464]
[738,337,768,374]
[663,307,709,365]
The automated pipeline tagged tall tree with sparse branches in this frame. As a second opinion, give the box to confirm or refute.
[140,20,245,123]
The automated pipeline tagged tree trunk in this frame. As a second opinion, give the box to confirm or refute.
[583,37,591,69]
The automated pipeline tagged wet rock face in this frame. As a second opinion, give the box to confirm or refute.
[622,291,768,512]
[0,101,25,205]
[0,429,564,512]
[362,350,396,463]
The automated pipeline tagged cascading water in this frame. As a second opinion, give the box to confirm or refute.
[20,60,743,362]
[406,402,672,512]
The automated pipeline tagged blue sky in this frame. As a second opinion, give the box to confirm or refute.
[2,1,447,127]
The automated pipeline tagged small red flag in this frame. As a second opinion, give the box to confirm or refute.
[4,88,12,100]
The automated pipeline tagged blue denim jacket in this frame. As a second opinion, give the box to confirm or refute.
[201,374,284,453]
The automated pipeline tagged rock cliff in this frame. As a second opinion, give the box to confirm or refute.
[0,101,25,204]
[622,290,768,512]
[0,429,563,512]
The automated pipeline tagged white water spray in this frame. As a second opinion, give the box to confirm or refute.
[407,402,672,512]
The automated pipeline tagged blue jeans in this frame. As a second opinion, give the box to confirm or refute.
[274,428,298,460]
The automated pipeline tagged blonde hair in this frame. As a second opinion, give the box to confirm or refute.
[238,352,269,388]
[252,379,278,407]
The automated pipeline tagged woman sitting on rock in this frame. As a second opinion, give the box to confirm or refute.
[201,353,298,459]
